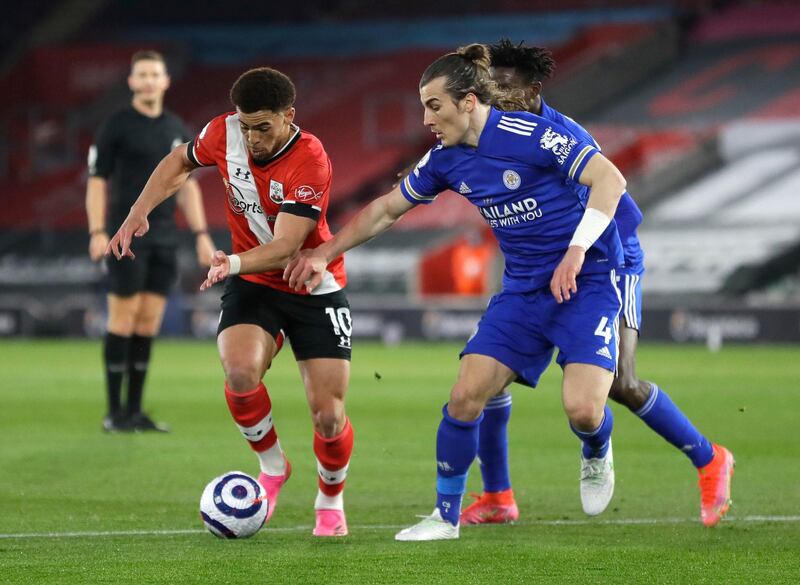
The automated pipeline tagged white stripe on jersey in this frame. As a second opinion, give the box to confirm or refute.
[313,269,342,295]
[225,115,273,244]
[610,269,622,370]
[623,274,640,330]
[497,123,533,136]
[499,116,537,129]
[497,116,537,136]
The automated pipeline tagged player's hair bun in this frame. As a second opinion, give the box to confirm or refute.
[456,43,491,71]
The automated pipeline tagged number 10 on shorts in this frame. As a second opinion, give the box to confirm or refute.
[325,307,353,339]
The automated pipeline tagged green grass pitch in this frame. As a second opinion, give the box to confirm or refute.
[1,340,798,584]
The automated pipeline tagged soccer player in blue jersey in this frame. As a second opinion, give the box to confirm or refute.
[286,44,628,540]
[457,39,734,529]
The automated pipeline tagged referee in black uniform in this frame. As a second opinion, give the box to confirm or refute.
[86,50,215,432]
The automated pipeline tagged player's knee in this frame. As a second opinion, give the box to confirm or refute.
[311,406,344,438]
[107,314,135,336]
[447,385,484,422]
[223,363,262,393]
[609,377,650,411]
[134,315,161,337]
[564,402,604,432]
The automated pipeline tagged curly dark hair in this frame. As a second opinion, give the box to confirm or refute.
[489,39,556,84]
[229,67,296,113]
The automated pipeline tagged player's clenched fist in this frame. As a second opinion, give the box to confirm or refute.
[550,246,585,303]
[284,249,327,293]
[200,250,230,291]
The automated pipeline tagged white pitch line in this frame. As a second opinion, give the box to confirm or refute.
[1,515,798,540]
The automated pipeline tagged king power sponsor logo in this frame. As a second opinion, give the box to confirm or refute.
[479,197,542,228]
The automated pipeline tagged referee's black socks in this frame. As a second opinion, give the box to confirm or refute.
[103,332,131,418]
[127,334,153,415]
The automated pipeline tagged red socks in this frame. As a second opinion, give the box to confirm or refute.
[226,382,353,498]
[224,382,278,452]
[314,418,354,496]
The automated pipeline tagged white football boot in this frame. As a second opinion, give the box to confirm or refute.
[395,508,460,541]
[580,439,615,516]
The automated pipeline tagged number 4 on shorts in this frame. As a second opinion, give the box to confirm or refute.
[594,316,612,345]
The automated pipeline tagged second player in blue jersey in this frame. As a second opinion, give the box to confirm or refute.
[458,40,733,530]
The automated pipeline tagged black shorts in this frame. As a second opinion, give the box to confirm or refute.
[105,245,177,297]
[217,276,352,361]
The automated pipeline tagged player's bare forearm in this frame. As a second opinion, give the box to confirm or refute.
[579,154,626,217]
[176,177,208,232]
[85,177,107,233]
[318,187,413,262]
[201,213,316,291]
[238,213,316,273]
[177,177,215,266]
[131,144,195,216]
[86,177,110,261]
[238,237,299,273]
[284,187,413,292]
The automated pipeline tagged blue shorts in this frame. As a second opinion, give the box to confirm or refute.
[616,268,644,331]
[461,271,622,388]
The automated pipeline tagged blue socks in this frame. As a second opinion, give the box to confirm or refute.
[635,384,714,468]
[571,405,614,459]
[478,393,513,492]
[436,404,482,526]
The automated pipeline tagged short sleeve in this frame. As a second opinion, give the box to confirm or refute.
[532,123,599,184]
[400,147,447,205]
[279,158,332,222]
[88,118,118,178]
[187,115,227,168]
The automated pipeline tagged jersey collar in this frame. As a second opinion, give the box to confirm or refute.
[251,124,302,167]
[538,97,554,119]
[475,107,503,154]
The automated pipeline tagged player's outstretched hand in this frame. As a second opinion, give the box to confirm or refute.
[284,249,327,293]
[200,251,230,291]
[195,233,216,267]
[106,209,149,260]
[550,246,585,303]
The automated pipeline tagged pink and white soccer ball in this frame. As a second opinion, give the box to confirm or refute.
[199,471,268,538]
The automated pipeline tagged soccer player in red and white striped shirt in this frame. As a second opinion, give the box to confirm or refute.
[108,67,353,537]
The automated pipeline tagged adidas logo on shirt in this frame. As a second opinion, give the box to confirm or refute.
[595,346,613,360]
[458,181,472,194]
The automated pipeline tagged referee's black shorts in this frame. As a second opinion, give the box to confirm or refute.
[105,245,177,297]
[218,276,352,361]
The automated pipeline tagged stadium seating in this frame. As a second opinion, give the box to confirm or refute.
[2,2,800,337]
[641,139,800,294]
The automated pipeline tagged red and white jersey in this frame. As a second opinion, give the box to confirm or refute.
[188,112,346,295]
